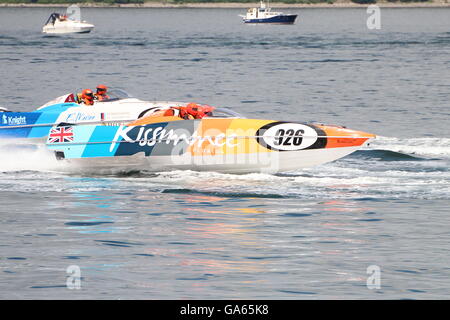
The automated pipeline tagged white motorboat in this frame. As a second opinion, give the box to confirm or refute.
[42,13,94,34]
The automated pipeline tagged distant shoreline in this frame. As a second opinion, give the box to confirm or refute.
[1,1,450,9]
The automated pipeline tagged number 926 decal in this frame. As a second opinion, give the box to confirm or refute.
[256,122,324,151]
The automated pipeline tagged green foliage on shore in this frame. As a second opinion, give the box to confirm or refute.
[167,0,337,3]
[0,0,433,4]
[0,0,144,3]
[168,0,334,3]
[386,0,431,2]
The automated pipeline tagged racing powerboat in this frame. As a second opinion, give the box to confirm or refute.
[0,89,197,143]
[0,90,375,174]
[240,1,297,25]
[42,13,94,34]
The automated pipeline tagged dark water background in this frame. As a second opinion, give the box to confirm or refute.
[0,7,449,299]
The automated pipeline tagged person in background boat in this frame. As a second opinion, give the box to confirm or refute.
[76,89,95,106]
[49,13,60,25]
[94,84,110,101]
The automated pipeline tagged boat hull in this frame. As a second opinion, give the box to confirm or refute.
[43,26,94,34]
[45,118,375,174]
[56,146,361,174]
[42,22,94,34]
[244,14,297,24]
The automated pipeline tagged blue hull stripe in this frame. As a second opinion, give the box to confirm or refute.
[0,103,79,139]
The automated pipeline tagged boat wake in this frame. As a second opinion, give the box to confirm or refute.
[349,149,426,161]
[0,136,448,200]
[0,143,60,173]
[0,136,447,173]
[366,136,450,160]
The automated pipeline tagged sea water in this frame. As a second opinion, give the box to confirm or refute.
[0,7,449,299]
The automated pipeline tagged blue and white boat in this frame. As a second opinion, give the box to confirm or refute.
[0,89,204,143]
[240,1,297,25]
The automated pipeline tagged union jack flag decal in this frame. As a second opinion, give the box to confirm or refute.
[47,126,74,144]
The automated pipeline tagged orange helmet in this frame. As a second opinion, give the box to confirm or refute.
[185,103,214,119]
[82,89,94,101]
[200,105,214,117]
[185,103,201,117]
[96,84,107,94]
[81,89,94,105]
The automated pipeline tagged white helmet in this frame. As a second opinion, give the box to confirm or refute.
[0,106,10,112]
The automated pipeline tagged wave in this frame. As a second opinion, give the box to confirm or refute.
[161,188,285,199]
[0,143,60,172]
[349,149,426,161]
[367,136,450,160]
[1,136,448,174]
[3,32,447,50]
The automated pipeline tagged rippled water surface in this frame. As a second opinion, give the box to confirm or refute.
[0,7,449,299]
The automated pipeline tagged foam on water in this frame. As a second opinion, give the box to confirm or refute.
[0,136,448,199]
[0,143,61,172]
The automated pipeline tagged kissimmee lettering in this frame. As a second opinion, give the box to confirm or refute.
[110,125,238,152]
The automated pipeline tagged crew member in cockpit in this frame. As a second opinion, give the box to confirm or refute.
[158,103,212,120]
[76,89,95,106]
[178,103,213,120]
[94,84,110,101]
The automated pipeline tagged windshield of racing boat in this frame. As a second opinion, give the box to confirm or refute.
[37,88,134,110]
[206,107,245,119]
[97,88,134,102]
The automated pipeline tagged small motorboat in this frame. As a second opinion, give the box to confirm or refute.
[42,13,94,34]
[240,1,297,25]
